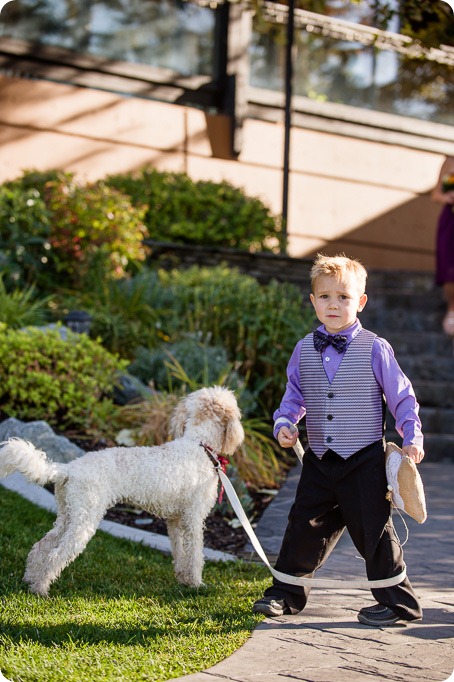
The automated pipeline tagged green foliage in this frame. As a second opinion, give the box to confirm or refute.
[155,265,315,411]
[67,265,314,414]
[43,172,148,287]
[106,168,282,252]
[0,488,268,682]
[0,276,52,328]
[0,170,148,294]
[0,180,51,289]
[0,327,127,429]
[295,1,454,47]
[129,336,241,390]
[69,269,163,357]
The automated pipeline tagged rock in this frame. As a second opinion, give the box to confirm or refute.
[112,372,154,406]
[0,418,83,463]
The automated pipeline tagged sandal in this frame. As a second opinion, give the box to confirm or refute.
[442,311,454,336]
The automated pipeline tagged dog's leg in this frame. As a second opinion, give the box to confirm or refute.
[167,517,186,581]
[171,512,205,588]
[26,486,108,596]
[24,483,69,588]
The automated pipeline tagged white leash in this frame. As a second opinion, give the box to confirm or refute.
[217,439,406,590]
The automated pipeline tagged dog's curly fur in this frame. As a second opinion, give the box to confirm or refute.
[0,386,244,596]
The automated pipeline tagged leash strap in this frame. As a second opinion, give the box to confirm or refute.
[217,438,407,589]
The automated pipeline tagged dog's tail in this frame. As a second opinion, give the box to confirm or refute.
[0,438,61,486]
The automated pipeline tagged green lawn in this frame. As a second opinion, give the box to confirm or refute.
[0,488,269,682]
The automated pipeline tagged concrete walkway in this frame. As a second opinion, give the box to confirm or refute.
[2,463,453,682]
[173,461,454,682]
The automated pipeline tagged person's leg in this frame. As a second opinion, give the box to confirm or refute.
[442,282,454,335]
[255,450,345,614]
[337,441,422,622]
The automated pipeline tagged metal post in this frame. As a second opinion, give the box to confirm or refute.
[281,0,295,252]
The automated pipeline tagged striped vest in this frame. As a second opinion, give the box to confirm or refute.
[299,329,384,458]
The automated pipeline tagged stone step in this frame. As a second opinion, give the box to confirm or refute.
[412,380,454,408]
[382,332,451,357]
[385,430,454,462]
[360,308,443,333]
[368,270,435,293]
[364,290,444,312]
[419,407,454,435]
[386,407,454,435]
[398,355,454,382]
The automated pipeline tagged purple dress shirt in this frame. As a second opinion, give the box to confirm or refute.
[273,319,423,449]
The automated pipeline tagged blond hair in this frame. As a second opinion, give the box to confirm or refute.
[310,253,367,294]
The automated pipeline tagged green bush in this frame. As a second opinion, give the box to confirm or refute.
[67,264,314,412]
[43,172,148,287]
[129,337,232,388]
[0,170,148,293]
[67,269,163,356]
[0,276,52,328]
[106,168,282,251]
[155,265,314,411]
[0,180,51,289]
[0,327,128,429]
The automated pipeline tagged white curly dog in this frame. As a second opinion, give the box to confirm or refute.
[0,386,244,596]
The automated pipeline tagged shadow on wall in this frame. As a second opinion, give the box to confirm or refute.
[297,193,439,272]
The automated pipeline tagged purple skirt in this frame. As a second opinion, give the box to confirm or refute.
[436,204,454,286]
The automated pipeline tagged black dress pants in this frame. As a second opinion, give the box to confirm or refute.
[264,440,422,620]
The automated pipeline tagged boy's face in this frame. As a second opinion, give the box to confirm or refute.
[310,274,367,334]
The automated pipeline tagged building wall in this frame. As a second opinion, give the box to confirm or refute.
[0,74,447,272]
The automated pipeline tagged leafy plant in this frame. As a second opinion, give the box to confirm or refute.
[68,269,164,357]
[0,327,128,429]
[117,391,180,447]
[155,265,315,411]
[107,168,282,252]
[0,170,149,294]
[0,180,52,289]
[44,173,148,287]
[128,336,249,395]
[0,276,52,328]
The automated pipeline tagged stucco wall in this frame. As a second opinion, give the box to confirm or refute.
[0,75,445,272]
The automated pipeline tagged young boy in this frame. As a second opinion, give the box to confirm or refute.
[253,254,424,626]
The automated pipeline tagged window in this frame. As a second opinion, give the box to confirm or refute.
[0,0,216,77]
[249,0,454,126]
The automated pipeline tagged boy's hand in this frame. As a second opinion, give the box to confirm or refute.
[402,444,424,464]
[277,426,298,448]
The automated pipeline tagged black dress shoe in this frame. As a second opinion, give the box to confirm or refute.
[252,597,291,616]
[357,603,401,626]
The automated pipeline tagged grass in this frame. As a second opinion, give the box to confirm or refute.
[0,488,269,682]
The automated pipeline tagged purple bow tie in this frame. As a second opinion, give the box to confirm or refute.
[313,329,348,354]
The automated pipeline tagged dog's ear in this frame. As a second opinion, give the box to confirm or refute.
[169,397,190,438]
[222,416,245,455]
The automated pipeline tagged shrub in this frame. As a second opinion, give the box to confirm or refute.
[0,276,52,328]
[0,327,128,429]
[106,168,282,251]
[0,170,148,294]
[0,180,51,289]
[155,265,315,411]
[129,337,234,389]
[68,270,163,357]
[43,173,148,287]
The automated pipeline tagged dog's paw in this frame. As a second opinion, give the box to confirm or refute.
[175,574,205,588]
[28,582,51,598]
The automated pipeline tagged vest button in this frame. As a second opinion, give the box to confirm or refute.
[326,436,333,443]
[327,392,334,398]
[327,414,333,420]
